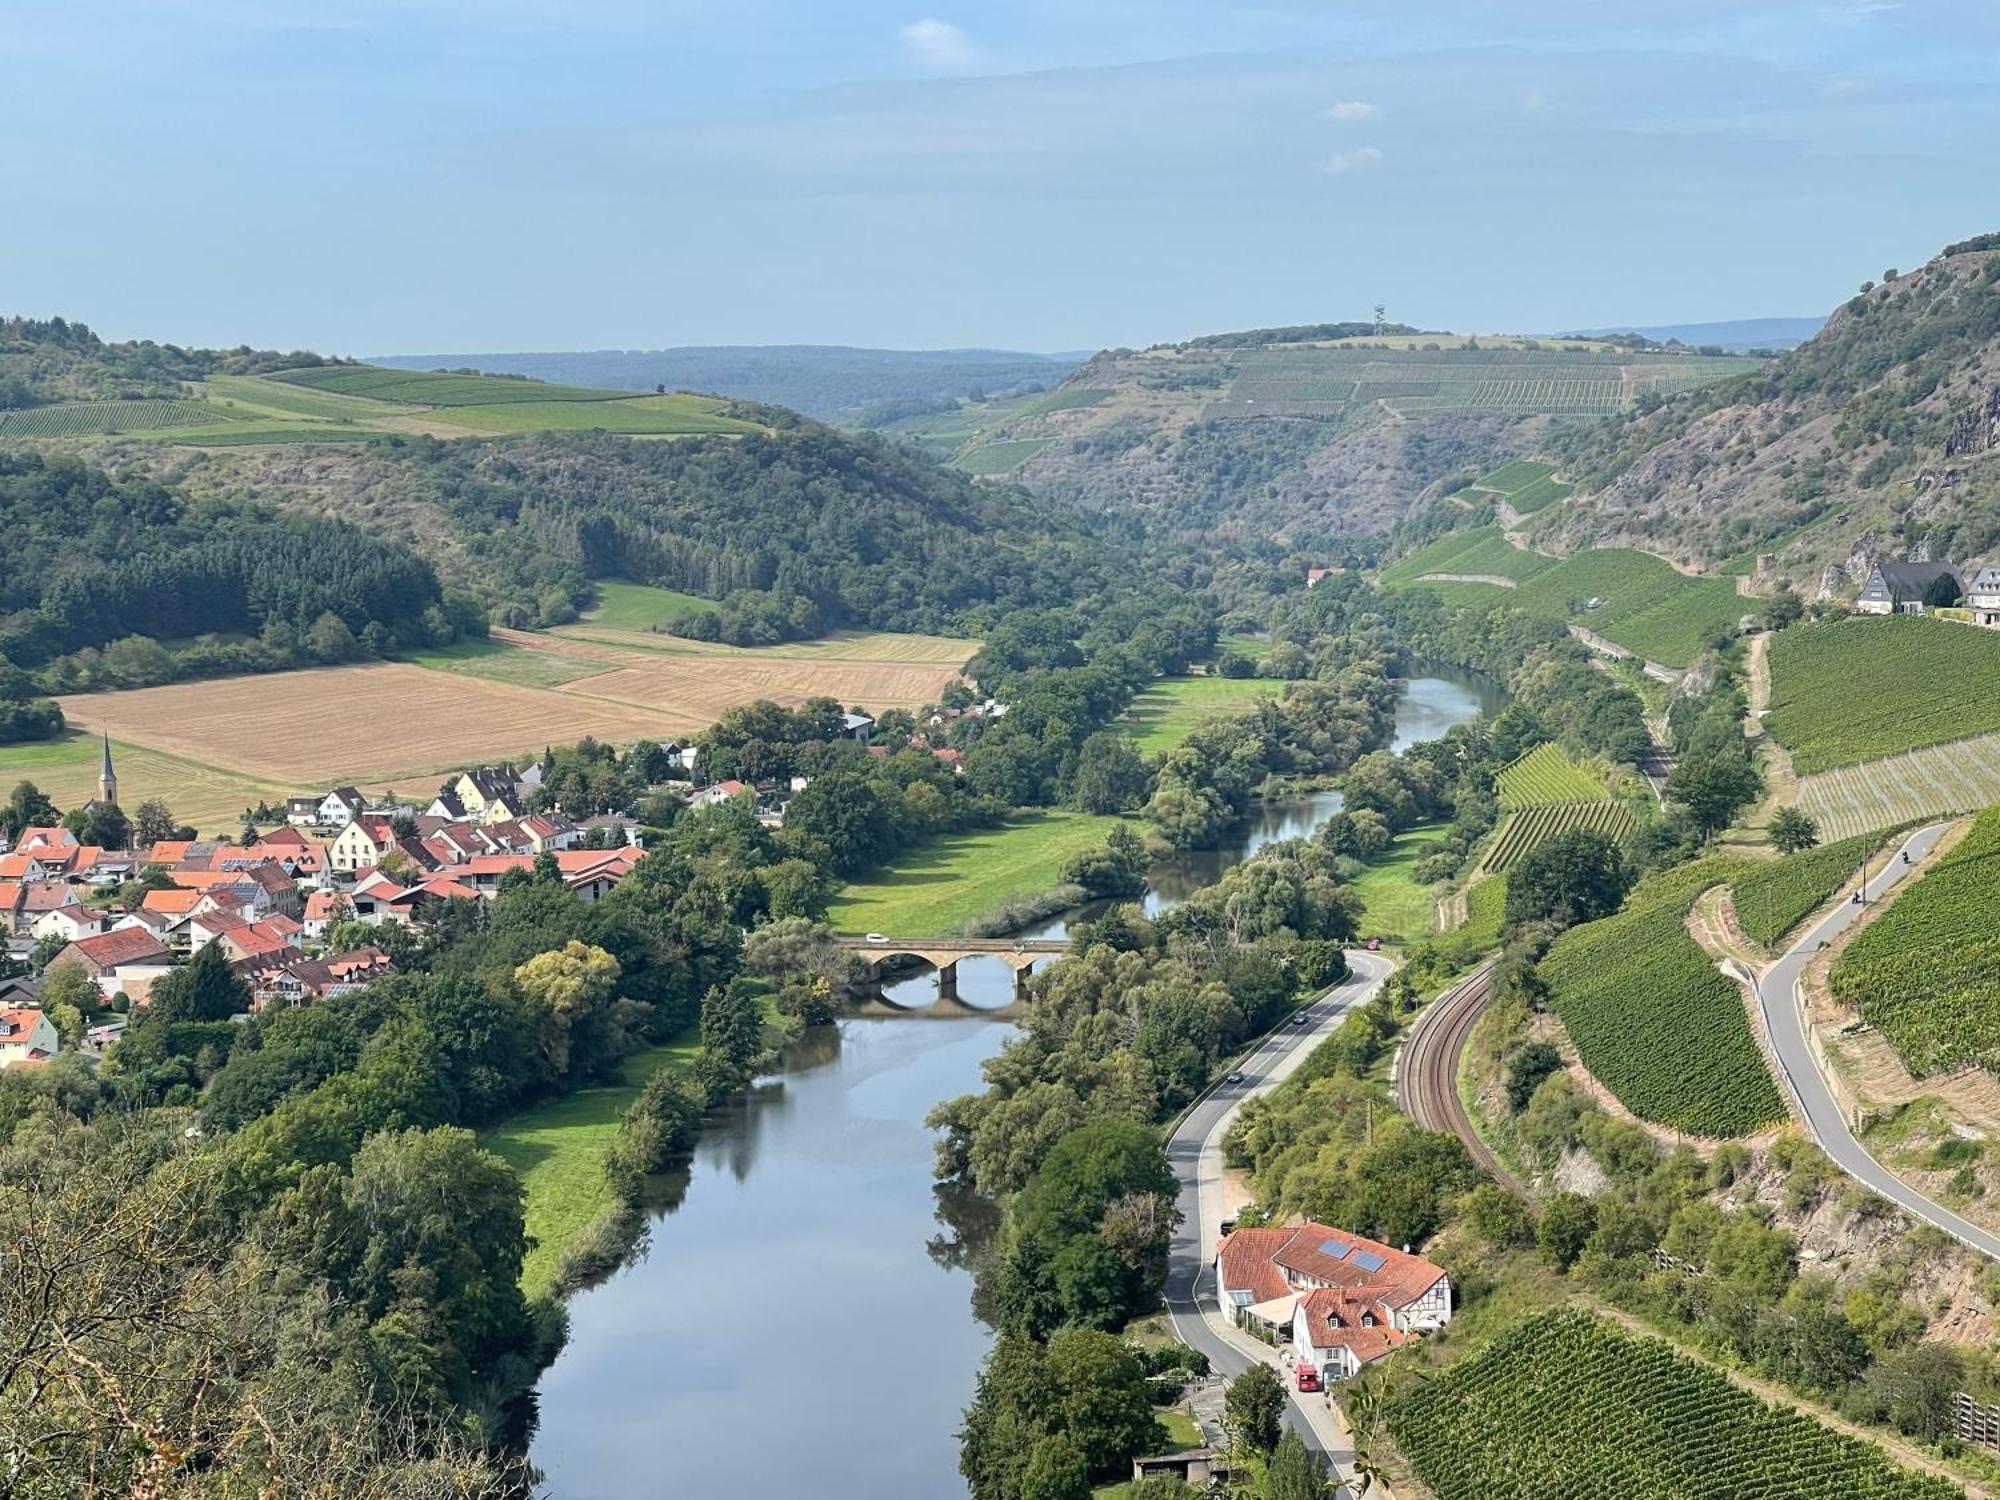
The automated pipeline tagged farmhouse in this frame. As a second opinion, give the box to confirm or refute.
[1855,560,1961,615]
[1216,1222,1452,1380]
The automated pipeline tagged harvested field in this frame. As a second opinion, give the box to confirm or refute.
[56,665,701,785]
[555,655,962,717]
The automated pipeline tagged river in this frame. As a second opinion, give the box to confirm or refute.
[526,671,1497,1497]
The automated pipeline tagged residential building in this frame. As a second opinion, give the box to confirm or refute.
[693,779,752,807]
[1855,560,1962,615]
[50,928,173,1002]
[30,904,109,944]
[329,815,400,873]
[316,786,367,827]
[1216,1222,1452,1381]
[254,946,396,1009]
[440,766,529,825]
[0,1005,59,1069]
[286,794,323,826]
[302,888,352,940]
[841,711,875,742]
[1966,567,2000,627]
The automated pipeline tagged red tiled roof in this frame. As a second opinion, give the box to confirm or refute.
[62,928,171,969]
[1217,1227,1296,1305]
[141,888,204,915]
[304,889,349,921]
[1269,1224,1444,1308]
[0,853,43,880]
[1296,1287,1410,1365]
[17,827,76,850]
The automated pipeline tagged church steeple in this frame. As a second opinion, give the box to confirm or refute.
[97,733,117,807]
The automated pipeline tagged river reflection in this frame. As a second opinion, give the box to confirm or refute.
[528,669,1498,1496]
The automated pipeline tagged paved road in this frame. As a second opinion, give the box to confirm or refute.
[1162,951,1396,1482]
[1391,959,1519,1190]
[1753,822,2000,1261]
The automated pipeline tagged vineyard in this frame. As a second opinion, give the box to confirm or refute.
[1382,534,1743,669]
[1541,856,1785,1136]
[1469,457,1556,493]
[1504,471,1572,514]
[1765,615,2000,772]
[1797,730,2000,840]
[1384,1310,1963,1500]
[0,399,226,436]
[1498,742,1609,806]
[1730,830,1899,948]
[1481,801,1638,874]
[1454,873,1508,951]
[1831,807,2000,1078]
[264,365,627,406]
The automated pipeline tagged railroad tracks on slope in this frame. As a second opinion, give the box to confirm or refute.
[1393,958,1521,1191]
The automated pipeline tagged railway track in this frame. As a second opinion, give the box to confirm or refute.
[1393,959,1520,1190]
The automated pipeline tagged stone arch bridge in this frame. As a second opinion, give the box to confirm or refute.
[833,936,1069,1000]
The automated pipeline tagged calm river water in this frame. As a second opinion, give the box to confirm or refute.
[527,671,1497,1497]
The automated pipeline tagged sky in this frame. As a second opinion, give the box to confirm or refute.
[4,1,1999,355]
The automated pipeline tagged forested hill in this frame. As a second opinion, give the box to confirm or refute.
[151,424,1132,633]
[1542,233,2000,580]
[0,449,477,695]
[0,316,334,407]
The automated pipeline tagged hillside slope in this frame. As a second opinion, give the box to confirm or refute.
[1543,234,2000,586]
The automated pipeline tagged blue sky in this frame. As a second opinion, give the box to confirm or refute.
[4,1,1997,354]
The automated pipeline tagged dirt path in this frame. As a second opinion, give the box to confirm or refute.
[1565,624,1684,684]
[1415,572,1518,588]
[1738,632,1799,844]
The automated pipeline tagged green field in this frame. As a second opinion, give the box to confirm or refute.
[580,580,714,632]
[952,438,1053,474]
[1730,830,1897,948]
[1026,387,1111,413]
[407,638,611,689]
[1455,874,1508,951]
[0,399,227,437]
[265,364,628,406]
[201,373,399,422]
[1831,807,2000,1078]
[424,394,757,435]
[1505,472,1573,514]
[1385,533,1744,669]
[1350,823,1449,942]
[483,1031,702,1297]
[1797,730,2000,841]
[1497,742,1609,807]
[824,808,1127,936]
[1118,675,1277,754]
[0,731,289,838]
[1386,1309,1959,1500]
[1472,458,1557,493]
[1541,856,1784,1136]
[1765,615,2000,772]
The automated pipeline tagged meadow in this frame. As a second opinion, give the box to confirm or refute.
[1831,807,2000,1078]
[824,809,1126,936]
[1541,856,1785,1137]
[1349,823,1448,942]
[422,394,757,436]
[1117,675,1276,754]
[1386,1309,1959,1500]
[405,639,612,690]
[578,581,712,632]
[264,365,627,405]
[0,731,290,838]
[1765,615,2000,771]
[483,1029,704,1297]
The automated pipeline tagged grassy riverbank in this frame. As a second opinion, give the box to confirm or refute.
[825,808,1128,935]
[1118,675,1276,754]
[484,1029,703,1297]
[1349,822,1449,943]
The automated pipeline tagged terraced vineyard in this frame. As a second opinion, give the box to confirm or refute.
[1765,615,2000,772]
[1481,800,1638,874]
[1541,856,1784,1136]
[0,398,226,436]
[1386,1310,1962,1500]
[1831,807,2000,1077]
[1730,830,1899,947]
[1498,742,1609,806]
[1382,531,1743,668]
[1798,730,2000,840]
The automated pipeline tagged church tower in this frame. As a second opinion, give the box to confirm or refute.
[97,733,117,807]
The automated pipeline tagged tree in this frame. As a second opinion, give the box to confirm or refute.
[1461,1183,1535,1248]
[1505,1042,1563,1112]
[697,979,765,1102]
[1923,571,1962,608]
[1,780,59,839]
[1045,1328,1162,1476]
[1762,586,1804,631]
[1020,1434,1091,1500]
[1667,754,1762,838]
[1769,806,1820,855]
[1069,732,1152,814]
[132,797,178,846]
[1504,829,1633,929]
[306,611,361,663]
[63,800,130,850]
[1537,1191,1598,1270]
[148,941,250,1023]
[40,960,98,1040]
[1224,1364,1285,1454]
[1878,1341,1963,1441]
[1265,1428,1335,1500]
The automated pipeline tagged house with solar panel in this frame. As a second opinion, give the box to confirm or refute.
[1215,1221,1452,1380]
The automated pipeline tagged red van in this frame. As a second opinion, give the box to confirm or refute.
[1295,1365,1322,1392]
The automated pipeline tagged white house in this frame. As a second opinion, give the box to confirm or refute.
[1966,567,2000,628]
[316,787,367,827]
[1216,1222,1452,1381]
[694,779,752,807]
[30,904,109,944]
[328,816,399,874]
[1855,561,1961,616]
[0,1005,59,1069]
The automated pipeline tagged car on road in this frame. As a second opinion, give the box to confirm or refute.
[1292,1012,1308,1025]
[1364,937,1382,951]
[1226,1071,1244,1084]
[865,932,887,943]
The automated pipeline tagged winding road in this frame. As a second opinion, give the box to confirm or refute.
[1163,950,1396,1485]
[1752,821,2000,1261]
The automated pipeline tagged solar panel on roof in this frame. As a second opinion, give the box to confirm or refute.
[1349,1249,1387,1273]
[1317,1238,1353,1259]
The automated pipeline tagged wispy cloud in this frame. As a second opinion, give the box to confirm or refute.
[898,17,978,70]
[1324,145,1383,173]
[1326,99,1380,122]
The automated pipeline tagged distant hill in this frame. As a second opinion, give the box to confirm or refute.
[1559,317,1826,352]
[943,329,1764,541]
[365,345,1082,423]
[1541,234,2000,587]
